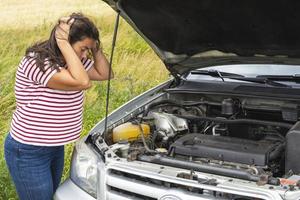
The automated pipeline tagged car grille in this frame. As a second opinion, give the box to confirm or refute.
[105,168,263,200]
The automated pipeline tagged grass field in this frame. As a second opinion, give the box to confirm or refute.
[0,0,168,199]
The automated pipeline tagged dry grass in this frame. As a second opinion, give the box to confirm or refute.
[0,0,114,28]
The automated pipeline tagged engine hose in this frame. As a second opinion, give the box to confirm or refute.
[149,131,158,149]
[133,120,156,154]
[176,115,293,129]
[138,154,280,185]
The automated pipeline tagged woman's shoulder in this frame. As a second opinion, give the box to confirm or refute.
[18,55,36,70]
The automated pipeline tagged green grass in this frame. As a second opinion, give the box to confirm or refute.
[0,1,168,199]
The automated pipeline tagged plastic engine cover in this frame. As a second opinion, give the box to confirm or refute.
[169,133,280,166]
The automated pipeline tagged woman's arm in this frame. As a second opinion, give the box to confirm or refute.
[87,44,114,81]
[47,18,91,91]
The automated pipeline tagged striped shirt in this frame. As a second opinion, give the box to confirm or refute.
[10,56,93,146]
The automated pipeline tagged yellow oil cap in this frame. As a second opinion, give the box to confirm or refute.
[112,122,150,143]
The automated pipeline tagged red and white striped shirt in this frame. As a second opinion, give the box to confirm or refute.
[10,56,93,146]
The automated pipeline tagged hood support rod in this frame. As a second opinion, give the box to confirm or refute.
[104,11,120,136]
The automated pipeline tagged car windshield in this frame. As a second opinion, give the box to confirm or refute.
[201,64,300,77]
[186,64,300,88]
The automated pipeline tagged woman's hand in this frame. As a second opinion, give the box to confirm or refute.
[87,40,114,81]
[55,17,74,43]
[91,40,101,55]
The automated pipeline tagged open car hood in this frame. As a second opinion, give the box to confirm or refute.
[104,0,300,75]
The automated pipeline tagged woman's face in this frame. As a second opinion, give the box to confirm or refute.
[71,37,95,60]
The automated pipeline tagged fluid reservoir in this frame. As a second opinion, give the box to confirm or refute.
[112,122,150,143]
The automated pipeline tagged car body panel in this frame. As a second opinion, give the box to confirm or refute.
[53,179,96,200]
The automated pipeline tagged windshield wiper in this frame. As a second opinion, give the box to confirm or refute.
[256,75,300,83]
[191,70,290,88]
[191,69,244,82]
[228,77,290,88]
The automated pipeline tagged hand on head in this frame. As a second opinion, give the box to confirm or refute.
[55,17,75,42]
[91,40,101,54]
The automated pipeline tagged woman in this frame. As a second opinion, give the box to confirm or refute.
[4,13,112,200]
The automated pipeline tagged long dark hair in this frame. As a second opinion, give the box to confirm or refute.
[25,13,100,72]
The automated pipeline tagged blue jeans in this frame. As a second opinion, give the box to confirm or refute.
[4,133,64,200]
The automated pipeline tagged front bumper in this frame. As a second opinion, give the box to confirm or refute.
[53,179,95,200]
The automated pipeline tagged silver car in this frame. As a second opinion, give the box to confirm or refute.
[54,0,300,199]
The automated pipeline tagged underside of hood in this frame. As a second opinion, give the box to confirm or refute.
[105,0,300,75]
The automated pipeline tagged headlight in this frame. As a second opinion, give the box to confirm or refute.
[70,139,101,198]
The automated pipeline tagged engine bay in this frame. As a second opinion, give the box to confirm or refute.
[103,92,300,186]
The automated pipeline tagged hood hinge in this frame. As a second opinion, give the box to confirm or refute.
[165,62,181,85]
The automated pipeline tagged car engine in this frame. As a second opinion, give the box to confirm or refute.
[107,96,299,185]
